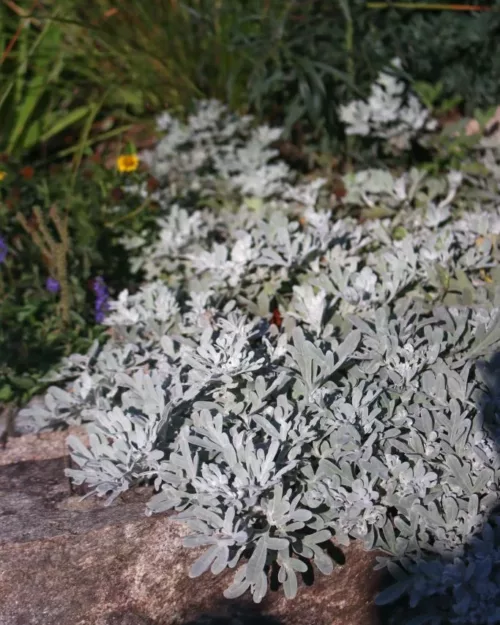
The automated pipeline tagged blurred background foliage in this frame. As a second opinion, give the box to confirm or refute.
[3,0,500,163]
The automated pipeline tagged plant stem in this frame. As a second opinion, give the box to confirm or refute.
[105,196,153,228]
[366,2,495,10]
[339,0,354,165]
[0,0,40,66]
[49,205,70,326]
[17,204,71,327]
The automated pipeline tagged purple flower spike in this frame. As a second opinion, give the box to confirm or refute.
[46,277,60,293]
[92,276,110,323]
[0,237,8,264]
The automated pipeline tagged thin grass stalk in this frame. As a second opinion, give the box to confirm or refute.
[0,0,40,65]
[338,0,355,164]
[367,2,496,10]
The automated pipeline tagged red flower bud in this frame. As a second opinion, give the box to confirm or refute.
[271,308,282,328]
[110,187,124,202]
[146,176,160,193]
[20,166,34,180]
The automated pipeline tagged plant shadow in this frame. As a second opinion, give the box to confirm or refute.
[376,348,500,624]
[182,606,284,625]
[103,602,286,625]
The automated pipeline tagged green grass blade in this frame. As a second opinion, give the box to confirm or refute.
[39,105,95,144]
[69,88,113,190]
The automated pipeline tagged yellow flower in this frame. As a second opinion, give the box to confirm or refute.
[0,171,6,181]
[116,154,139,173]
[480,269,493,284]
[476,234,499,248]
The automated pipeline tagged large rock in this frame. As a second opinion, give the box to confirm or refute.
[0,430,383,625]
[0,425,88,466]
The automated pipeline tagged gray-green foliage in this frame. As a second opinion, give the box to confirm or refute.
[339,58,437,153]
[22,99,500,616]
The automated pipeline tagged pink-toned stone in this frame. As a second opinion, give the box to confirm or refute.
[0,425,88,466]
[465,106,500,139]
[0,434,382,625]
[486,105,500,131]
[465,118,481,136]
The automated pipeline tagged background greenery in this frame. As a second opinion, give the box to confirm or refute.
[4,0,500,163]
[0,154,159,405]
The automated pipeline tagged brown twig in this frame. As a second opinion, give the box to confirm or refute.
[0,403,16,449]
[0,0,41,66]
[17,205,71,326]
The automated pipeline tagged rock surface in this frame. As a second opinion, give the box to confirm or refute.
[0,430,383,625]
[0,425,88,466]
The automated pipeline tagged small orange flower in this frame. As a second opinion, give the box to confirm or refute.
[116,154,139,173]
[0,171,6,181]
[20,165,34,180]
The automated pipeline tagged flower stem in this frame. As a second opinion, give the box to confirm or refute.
[366,2,494,10]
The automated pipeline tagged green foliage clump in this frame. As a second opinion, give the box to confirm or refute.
[5,0,500,166]
[0,152,157,406]
[382,3,500,116]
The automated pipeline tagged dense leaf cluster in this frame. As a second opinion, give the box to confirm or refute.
[24,98,500,620]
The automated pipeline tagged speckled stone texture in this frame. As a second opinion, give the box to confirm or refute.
[0,430,383,625]
[0,425,88,465]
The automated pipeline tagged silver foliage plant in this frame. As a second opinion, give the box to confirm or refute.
[22,99,500,618]
[339,58,438,151]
